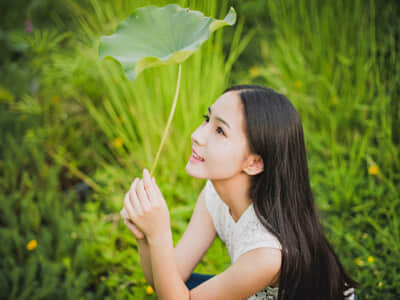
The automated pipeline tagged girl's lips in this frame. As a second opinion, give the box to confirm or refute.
[192,148,205,161]
[190,154,205,163]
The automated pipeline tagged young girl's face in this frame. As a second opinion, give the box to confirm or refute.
[185,91,252,180]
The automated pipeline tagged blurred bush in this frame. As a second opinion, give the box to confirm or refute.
[1,0,399,299]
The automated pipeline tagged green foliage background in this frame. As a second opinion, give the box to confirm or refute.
[0,0,399,299]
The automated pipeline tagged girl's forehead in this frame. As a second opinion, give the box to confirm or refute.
[212,92,245,130]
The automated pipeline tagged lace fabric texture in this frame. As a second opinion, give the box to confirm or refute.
[204,180,281,300]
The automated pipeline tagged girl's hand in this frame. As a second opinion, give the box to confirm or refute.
[123,169,171,242]
[121,188,145,240]
[123,218,146,240]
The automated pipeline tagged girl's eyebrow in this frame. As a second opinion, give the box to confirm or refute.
[208,107,231,129]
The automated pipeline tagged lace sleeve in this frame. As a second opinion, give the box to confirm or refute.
[233,210,282,262]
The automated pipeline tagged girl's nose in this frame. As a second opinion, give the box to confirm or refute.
[191,126,205,147]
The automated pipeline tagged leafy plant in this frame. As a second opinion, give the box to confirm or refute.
[98,3,236,175]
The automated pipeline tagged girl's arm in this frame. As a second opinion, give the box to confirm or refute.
[148,185,216,298]
[125,184,216,289]
[123,219,155,288]
[148,234,282,300]
[189,247,282,300]
[124,182,215,290]
[125,221,187,299]
[148,230,190,299]
[136,239,154,287]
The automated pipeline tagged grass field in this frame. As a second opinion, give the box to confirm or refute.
[1,0,399,298]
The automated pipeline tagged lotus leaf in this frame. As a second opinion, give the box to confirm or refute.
[98,4,236,81]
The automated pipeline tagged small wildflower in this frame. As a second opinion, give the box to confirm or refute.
[267,64,279,75]
[354,257,364,266]
[52,96,60,105]
[249,66,261,77]
[25,19,33,33]
[293,80,303,89]
[367,256,374,263]
[27,240,37,251]
[369,165,379,175]
[113,137,123,148]
[140,278,146,284]
[378,281,383,288]
[329,96,339,106]
[146,285,154,294]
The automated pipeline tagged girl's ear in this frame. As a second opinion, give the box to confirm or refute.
[243,154,264,175]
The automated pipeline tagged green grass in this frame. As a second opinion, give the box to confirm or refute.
[0,0,398,299]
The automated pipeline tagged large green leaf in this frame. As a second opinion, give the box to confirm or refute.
[98,4,236,81]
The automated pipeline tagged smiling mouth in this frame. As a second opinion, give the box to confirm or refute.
[191,148,205,161]
[191,152,205,162]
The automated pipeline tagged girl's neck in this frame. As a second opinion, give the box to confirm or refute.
[211,173,252,223]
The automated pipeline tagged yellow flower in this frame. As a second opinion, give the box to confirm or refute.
[378,281,383,288]
[293,80,303,89]
[52,95,60,105]
[369,165,379,175]
[354,257,364,266]
[367,256,374,263]
[27,240,37,251]
[249,66,261,77]
[146,285,154,294]
[329,96,339,106]
[113,137,123,148]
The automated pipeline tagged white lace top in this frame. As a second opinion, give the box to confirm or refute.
[204,179,356,300]
[204,180,281,299]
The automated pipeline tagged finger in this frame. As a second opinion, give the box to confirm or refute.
[124,191,137,221]
[151,177,167,208]
[143,169,159,206]
[130,179,143,215]
[136,178,151,211]
[130,177,139,191]
[120,208,129,219]
[124,219,144,239]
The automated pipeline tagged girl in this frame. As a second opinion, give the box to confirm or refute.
[121,85,358,299]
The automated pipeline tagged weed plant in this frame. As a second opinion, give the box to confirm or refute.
[1,0,398,299]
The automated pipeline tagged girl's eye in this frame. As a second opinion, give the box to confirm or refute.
[216,127,225,136]
[202,114,209,123]
[201,114,225,136]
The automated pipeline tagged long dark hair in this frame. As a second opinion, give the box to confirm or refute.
[223,85,358,300]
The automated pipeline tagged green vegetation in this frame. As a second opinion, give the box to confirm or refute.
[1,0,398,299]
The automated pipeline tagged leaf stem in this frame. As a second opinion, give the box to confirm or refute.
[150,64,182,176]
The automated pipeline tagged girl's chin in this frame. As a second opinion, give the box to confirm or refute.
[185,163,206,178]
